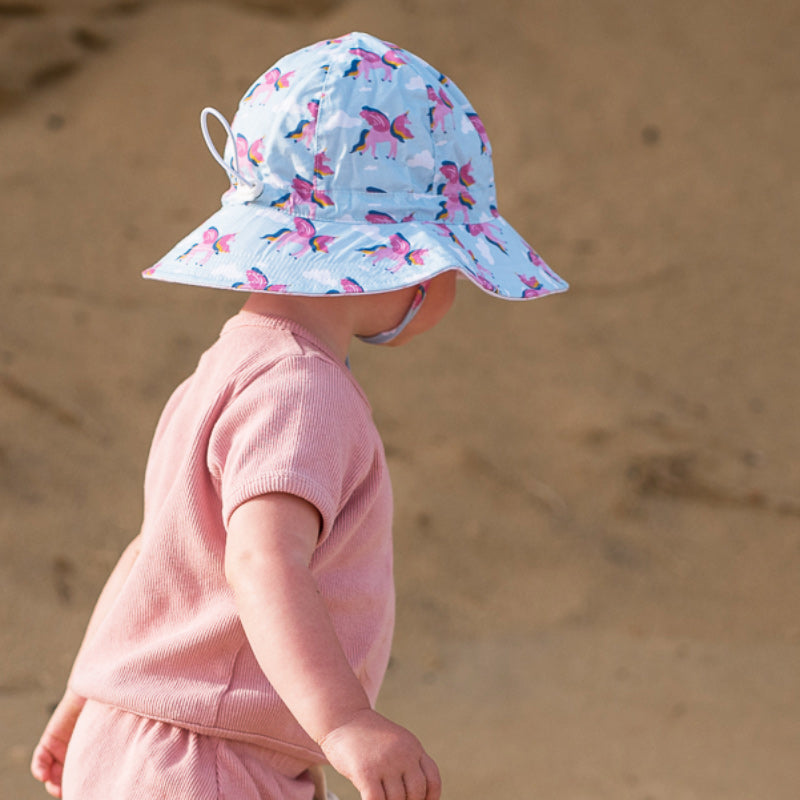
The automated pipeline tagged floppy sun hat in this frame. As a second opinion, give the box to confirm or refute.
[144,32,568,301]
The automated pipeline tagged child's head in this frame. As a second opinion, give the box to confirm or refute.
[144,32,567,304]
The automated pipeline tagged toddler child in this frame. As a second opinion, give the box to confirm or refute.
[31,31,567,800]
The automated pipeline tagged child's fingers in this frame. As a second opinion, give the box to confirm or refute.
[30,743,54,781]
[381,774,407,800]
[420,754,442,800]
[401,764,429,800]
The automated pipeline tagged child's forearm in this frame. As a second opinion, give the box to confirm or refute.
[225,506,371,742]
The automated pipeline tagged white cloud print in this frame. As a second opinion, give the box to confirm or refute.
[405,75,426,92]
[324,110,364,128]
[407,150,434,170]
[303,268,336,286]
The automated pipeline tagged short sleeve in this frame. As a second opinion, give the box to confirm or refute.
[207,354,369,541]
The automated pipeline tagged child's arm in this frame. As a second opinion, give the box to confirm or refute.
[226,494,442,800]
[31,534,142,798]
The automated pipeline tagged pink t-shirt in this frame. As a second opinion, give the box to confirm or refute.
[69,311,395,766]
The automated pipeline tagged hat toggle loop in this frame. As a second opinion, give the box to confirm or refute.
[200,107,264,202]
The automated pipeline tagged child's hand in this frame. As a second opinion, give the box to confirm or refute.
[319,709,441,800]
[30,689,86,798]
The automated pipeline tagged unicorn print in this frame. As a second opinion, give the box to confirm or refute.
[517,273,546,298]
[434,223,465,248]
[243,67,295,104]
[527,247,545,267]
[365,210,416,224]
[436,161,476,222]
[358,233,427,273]
[232,267,288,292]
[313,151,334,179]
[271,175,334,213]
[427,85,454,132]
[466,111,490,155]
[343,47,407,81]
[285,99,320,149]
[351,107,413,159]
[466,221,507,253]
[261,217,335,257]
[178,227,235,265]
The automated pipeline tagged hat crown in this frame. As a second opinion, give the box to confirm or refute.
[225,32,497,224]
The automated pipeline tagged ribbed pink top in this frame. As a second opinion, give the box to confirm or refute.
[69,311,395,767]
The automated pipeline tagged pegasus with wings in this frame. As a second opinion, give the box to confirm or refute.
[243,67,295,105]
[261,217,335,258]
[350,107,414,159]
[358,232,427,273]
[271,175,334,213]
[178,227,235,266]
[343,47,406,81]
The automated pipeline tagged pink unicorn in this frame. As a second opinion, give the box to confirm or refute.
[285,99,320,149]
[271,175,334,214]
[436,160,476,222]
[427,85,454,132]
[465,248,499,293]
[261,217,335,257]
[466,220,507,253]
[351,107,414,159]
[243,67,295,104]
[343,47,406,81]
[313,151,334,179]
[359,233,427,273]
[232,267,287,292]
[178,227,235,265]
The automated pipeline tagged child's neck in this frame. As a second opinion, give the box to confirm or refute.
[241,289,416,363]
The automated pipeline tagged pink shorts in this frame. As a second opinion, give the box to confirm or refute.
[62,700,317,800]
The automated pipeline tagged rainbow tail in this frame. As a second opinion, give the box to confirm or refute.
[343,58,361,78]
[350,129,369,154]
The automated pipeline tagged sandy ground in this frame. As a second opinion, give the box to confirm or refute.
[1,1,799,798]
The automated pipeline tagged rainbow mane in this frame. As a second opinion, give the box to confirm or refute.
[261,227,291,242]
[286,120,311,141]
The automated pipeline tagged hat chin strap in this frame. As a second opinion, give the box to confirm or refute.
[356,282,429,345]
[200,107,264,202]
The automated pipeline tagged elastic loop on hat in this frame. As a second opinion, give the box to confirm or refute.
[356,281,429,345]
[200,107,263,199]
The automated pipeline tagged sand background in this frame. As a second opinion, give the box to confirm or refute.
[1,1,798,798]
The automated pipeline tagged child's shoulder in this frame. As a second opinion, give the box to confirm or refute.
[207,310,369,407]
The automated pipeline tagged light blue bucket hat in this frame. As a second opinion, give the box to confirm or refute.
[144,32,568,300]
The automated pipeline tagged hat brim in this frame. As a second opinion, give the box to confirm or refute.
[143,201,568,300]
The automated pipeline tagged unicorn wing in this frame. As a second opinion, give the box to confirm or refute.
[293,217,316,237]
[439,161,458,182]
[389,233,411,254]
[459,162,475,186]
[360,106,390,132]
